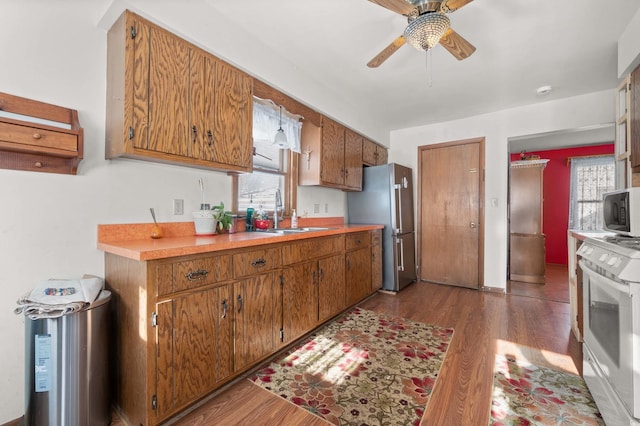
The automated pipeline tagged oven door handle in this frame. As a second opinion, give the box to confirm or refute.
[579,259,631,296]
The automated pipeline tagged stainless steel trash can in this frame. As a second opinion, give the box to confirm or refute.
[24,290,111,426]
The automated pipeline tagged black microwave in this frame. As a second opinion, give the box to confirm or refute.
[603,188,640,237]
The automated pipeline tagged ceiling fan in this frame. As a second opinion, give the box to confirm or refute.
[367,0,476,68]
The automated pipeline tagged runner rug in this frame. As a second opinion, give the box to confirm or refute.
[250,307,454,425]
[489,354,605,425]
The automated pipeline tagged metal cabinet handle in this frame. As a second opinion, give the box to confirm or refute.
[221,299,227,319]
[319,268,324,281]
[192,125,197,144]
[251,258,266,268]
[207,130,213,146]
[237,294,243,313]
[469,222,477,229]
[185,269,209,281]
[32,133,41,140]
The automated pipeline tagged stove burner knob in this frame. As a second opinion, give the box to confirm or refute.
[607,256,618,266]
[599,253,609,262]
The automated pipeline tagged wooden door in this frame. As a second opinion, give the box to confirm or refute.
[631,64,640,170]
[282,261,318,343]
[344,129,363,189]
[233,272,282,372]
[210,60,253,168]
[147,26,190,156]
[376,146,388,165]
[362,138,377,166]
[318,254,346,322]
[129,13,151,151]
[321,117,345,186]
[419,138,484,289]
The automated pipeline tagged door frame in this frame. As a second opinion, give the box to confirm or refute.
[417,137,485,288]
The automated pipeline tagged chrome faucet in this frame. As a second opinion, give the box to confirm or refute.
[274,189,283,229]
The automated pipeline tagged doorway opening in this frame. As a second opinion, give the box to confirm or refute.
[506,125,614,303]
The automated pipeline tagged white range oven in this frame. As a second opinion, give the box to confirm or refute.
[578,235,640,425]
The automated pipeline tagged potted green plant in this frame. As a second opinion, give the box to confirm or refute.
[211,202,234,234]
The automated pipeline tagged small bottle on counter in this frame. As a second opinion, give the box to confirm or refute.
[291,209,298,229]
[246,195,254,232]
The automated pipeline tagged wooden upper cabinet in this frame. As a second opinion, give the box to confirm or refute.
[299,115,364,191]
[321,116,346,186]
[362,138,388,166]
[344,129,363,190]
[106,10,253,173]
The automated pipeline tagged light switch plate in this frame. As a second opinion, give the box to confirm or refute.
[173,199,184,215]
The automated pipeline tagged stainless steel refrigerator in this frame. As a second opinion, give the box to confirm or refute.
[347,163,416,292]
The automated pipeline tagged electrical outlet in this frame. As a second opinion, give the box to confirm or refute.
[324,203,329,213]
[313,203,320,214]
[173,199,184,215]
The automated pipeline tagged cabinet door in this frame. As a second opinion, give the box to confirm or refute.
[209,60,253,169]
[321,117,346,186]
[345,247,372,306]
[189,49,216,161]
[282,261,317,343]
[147,26,190,157]
[376,146,388,165]
[155,284,231,419]
[362,138,377,166]
[344,129,363,190]
[318,254,346,322]
[234,272,282,371]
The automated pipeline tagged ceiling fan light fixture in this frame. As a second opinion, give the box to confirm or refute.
[404,12,450,51]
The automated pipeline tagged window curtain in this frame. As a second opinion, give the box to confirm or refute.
[568,155,615,231]
[253,97,303,153]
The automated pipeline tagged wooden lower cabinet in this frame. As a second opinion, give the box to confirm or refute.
[155,284,232,418]
[104,230,380,425]
[345,232,372,306]
[234,272,283,372]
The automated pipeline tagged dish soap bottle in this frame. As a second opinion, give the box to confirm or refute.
[246,195,254,232]
[291,209,298,229]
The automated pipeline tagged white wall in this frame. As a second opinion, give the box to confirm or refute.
[389,89,615,289]
[618,6,640,77]
[0,1,347,421]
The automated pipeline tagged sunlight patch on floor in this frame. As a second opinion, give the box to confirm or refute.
[281,336,367,386]
[495,339,579,375]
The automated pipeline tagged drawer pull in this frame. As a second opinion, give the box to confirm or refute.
[32,133,41,139]
[251,258,266,268]
[221,299,227,319]
[34,161,43,168]
[185,269,209,281]
[237,294,243,313]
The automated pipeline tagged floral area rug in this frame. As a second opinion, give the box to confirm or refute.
[489,354,605,425]
[250,307,454,425]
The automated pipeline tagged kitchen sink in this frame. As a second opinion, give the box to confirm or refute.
[252,227,333,236]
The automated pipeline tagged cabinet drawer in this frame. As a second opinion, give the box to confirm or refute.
[0,121,78,154]
[371,229,382,246]
[233,247,282,278]
[281,235,345,265]
[157,254,232,295]
[346,232,370,251]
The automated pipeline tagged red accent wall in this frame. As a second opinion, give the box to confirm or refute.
[511,144,614,265]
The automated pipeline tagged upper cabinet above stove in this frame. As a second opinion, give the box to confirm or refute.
[617,63,640,188]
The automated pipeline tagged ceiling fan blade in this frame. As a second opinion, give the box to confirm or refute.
[367,35,406,68]
[439,28,476,60]
[367,0,416,16]
[442,0,473,11]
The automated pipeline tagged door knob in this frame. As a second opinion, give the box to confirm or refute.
[469,222,477,228]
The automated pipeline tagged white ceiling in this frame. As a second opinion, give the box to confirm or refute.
[204,0,639,140]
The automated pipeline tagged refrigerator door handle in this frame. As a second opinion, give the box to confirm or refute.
[397,236,405,272]
[394,183,403,234]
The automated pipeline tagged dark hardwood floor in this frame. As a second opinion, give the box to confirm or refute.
[118,269,579,426]
[507,263,570,303]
